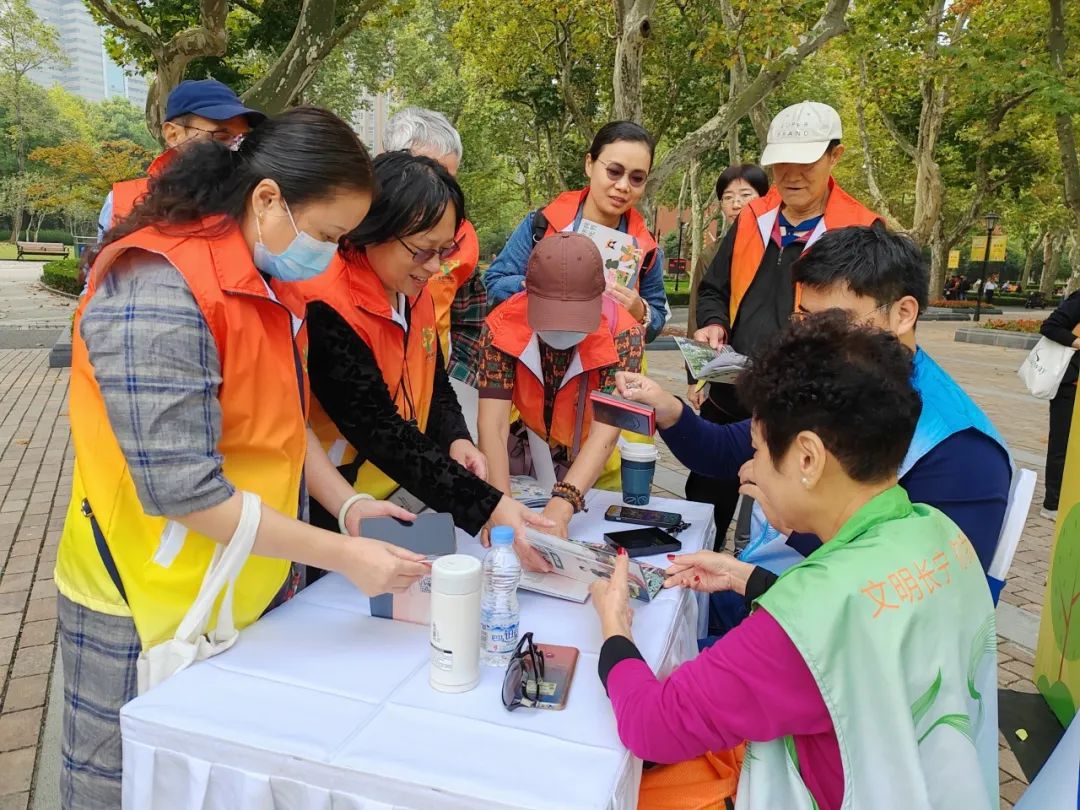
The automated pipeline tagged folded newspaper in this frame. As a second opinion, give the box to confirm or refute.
[510,475,550,508]
[519,528,666,604]
[675,337,750,384]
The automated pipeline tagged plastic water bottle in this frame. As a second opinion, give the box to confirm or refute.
[480,525,522,667]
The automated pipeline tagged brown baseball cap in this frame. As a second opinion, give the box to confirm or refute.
[525,232,605,333]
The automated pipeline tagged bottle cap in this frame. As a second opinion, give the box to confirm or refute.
[490,526,514,546]
[431,554,482,596]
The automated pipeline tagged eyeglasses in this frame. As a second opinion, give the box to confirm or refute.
[502,632,546,711]
[184,124,241,143]
[597,158,649,189]
[396,236,460,265]
[790,302,893,324]
[721,191,757,205]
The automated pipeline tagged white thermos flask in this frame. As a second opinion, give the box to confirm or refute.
[429,554,482,693]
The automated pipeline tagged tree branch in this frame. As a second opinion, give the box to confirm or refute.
[854,71,905,231]
[551,16,592,141]
[646,0,852,195]
[877,107,918,159]
[84,0,161,47]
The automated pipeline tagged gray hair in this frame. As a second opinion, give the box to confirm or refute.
[383,107,463,160]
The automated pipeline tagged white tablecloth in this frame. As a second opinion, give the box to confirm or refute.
[121,491,716,810]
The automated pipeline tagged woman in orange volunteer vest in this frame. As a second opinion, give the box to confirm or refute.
[690,101,879,541]
[483,121,668,342]
[56,107,429,808]
[478,233,646,540]
[300,152,553,566]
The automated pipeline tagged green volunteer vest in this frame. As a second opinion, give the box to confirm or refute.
[737,487,998,810]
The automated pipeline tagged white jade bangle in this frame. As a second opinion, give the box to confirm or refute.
[338,493,374,535]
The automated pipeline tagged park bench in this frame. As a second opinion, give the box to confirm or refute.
[16,241,69,260]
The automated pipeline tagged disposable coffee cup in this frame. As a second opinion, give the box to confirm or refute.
[620,442,658,506]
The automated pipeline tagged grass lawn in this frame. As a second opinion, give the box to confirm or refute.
[663,276,693,294]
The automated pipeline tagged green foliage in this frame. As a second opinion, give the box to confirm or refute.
[1049,503,1080,675]
[41,256,81,295]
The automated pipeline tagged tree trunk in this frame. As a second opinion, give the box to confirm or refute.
[1066,234,1080,296]
[1022,236,1041,286]
[927,221,949,303]
[1041,231,1066,295]
[611,0,657,124]
[687,159,706,334]
[1049,0,1080,237]
[9,208,23,245]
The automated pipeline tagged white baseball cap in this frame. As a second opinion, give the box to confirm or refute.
[759,101,842,167]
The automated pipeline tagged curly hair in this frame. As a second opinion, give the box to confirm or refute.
[736,311,922,482]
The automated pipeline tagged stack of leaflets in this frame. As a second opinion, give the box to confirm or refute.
[510,475,550,508]
[520,529,666,604]
[574,219,645,289]
[675,336,750,384]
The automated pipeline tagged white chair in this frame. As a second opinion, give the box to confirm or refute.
[987,468,1037,604]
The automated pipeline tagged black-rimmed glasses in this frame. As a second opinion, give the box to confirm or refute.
[502,632,545,711]
[396,236,460,265]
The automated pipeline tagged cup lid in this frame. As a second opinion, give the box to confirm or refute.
[620,442,658,462]
[431,554,482,595]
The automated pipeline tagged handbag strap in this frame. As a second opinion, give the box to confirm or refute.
[173,491,262,645]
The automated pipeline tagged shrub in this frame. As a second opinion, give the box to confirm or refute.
[0,229,75,245]
[41,257,81,296]
[930,299,980,308]
[981,318,1042,334]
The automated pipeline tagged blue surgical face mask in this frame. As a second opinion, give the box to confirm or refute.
[253,198,337,282]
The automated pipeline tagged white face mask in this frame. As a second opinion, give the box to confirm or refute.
[537,330,587,350]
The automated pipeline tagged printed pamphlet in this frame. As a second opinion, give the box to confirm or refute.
[675,336,750,384]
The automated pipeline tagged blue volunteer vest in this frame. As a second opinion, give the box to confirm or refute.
[741,348,1011,575]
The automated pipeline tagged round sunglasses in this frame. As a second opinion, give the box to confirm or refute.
[396,236,460,265]
[597,158,649,189]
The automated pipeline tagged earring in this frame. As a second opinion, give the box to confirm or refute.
[801,477,810,489]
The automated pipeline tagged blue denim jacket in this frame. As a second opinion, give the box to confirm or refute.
[483,210,669,342]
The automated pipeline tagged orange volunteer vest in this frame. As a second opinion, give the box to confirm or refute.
[540,189,659,290]
[486,292,640,455]
[428,218,480,362]
[299,251,439,499]
[109,151,176,227]
[729,178,879,326]
[57,219,310,650]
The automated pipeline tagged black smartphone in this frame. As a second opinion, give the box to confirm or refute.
[604,504,684,530]
[603,527,682,558]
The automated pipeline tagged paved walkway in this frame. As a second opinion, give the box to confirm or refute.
[0,316,1060,809]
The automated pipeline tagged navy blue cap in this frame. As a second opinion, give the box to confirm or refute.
[164,79,265,125]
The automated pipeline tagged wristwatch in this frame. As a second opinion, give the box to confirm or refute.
[638,298,650,326]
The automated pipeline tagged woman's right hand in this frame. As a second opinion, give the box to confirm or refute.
[663,550,755,596]
[484,495,556,573]
[615,371,683,429]
[339,538,431,595]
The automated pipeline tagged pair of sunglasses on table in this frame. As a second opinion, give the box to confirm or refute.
[502,632,579,711]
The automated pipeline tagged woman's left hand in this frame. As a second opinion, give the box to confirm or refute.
[606,284,645,323]
[449,439,488,480]
[343,497,417,537]
[590,550,635,639]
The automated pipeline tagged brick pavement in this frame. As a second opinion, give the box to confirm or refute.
[0,318,1062,808]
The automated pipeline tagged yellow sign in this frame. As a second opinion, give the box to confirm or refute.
[1035,394,1080,725]
[970,235,1007,262]
[948,250,960,269]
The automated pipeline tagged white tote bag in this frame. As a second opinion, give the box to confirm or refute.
[136,491,262,694]
[1018,337,1076,400]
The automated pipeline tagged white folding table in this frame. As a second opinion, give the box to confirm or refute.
[121,491,716,810]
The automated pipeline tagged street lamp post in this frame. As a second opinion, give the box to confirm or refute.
[973,212,999,323]
[674,220,685,291]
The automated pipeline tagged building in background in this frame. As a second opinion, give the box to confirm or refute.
[27,0,148,109]
[353,91,393,154]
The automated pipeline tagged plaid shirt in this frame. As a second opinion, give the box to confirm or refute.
[79,251,235,517]
[447,270,487,386]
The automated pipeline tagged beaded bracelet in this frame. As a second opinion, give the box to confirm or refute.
[551,481,587,513]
